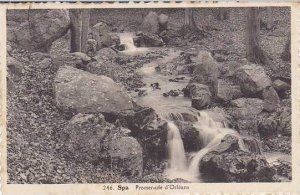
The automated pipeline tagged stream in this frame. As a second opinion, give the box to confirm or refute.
[119,33,290,182]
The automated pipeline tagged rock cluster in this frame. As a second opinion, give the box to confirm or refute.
[129,11,170,48]
[184,50,290,142]
[8,10,70,52]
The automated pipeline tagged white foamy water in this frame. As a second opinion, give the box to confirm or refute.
[118,33,148,55]
[187,113,238,181]
[130,47,267,182]
[166,121,187,171]
[163,112,240,182]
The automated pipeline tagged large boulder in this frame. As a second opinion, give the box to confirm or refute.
[216,79,243,102]
[175,121,202,152]
[91,22,113,50]
[200,134,274,182]
[191,51,219,97]
[201,150,275,182]
[55,66,133,115]
[199,134,275,182]
[185,83,211,110]
[137,119,168,160]
[141,11,159,34]
[141,33,164,47]
[8,10,70,52]
[228,98,264,138]
[108,136,143,177]
[61,113,112,163]
[234,64,272,97]
[229,98,264,119]
[262,86,280,112]
[106,106,168,160]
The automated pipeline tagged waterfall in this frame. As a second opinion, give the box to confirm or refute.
[165,120,198,181]
[166,121,187,171]
[118,33,147,55]
[187,112,238,180]
[119,33,137,51]
[164,110,249,182]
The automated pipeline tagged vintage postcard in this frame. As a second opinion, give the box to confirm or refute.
[0,1,299,195]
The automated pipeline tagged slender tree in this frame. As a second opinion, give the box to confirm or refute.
[69,9,90,53]
[246,8,270,65]
[184,8,197,28]
[80,10,90,53]
[281,33,291,61]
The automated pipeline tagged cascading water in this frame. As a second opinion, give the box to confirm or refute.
[165,121,187,174]
[131,49,261,182]
[164,111,241,182]
[187,113,239,180]
[118,33,147,55]
[119,33,136,51]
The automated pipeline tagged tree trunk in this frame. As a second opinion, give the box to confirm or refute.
[80,10,90,53]
[70,10,81,52]
[70,9,90,53]
[184,8,196,28]
[281,33,291,61]
[246,8,270,65]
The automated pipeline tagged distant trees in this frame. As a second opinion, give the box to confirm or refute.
[246,8,270,65]
[69,9,90,53]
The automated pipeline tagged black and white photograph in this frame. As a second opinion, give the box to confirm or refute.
[6,5,293,186]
